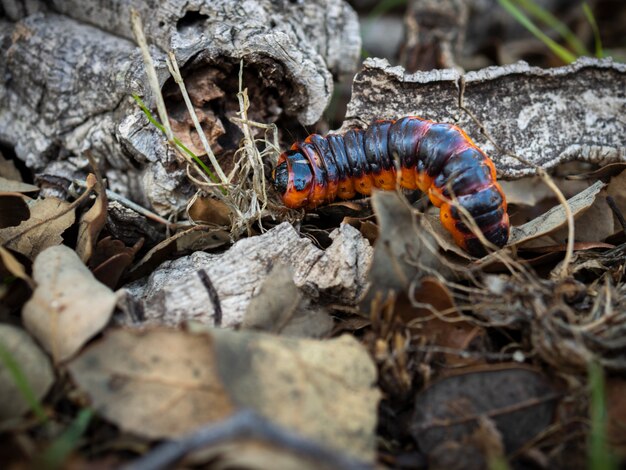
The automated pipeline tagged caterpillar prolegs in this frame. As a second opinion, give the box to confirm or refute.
[272,116,510,256]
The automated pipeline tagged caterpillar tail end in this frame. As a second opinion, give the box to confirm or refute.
[461,213,510,257]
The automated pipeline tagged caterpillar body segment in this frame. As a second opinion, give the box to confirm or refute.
[272,116,510,256]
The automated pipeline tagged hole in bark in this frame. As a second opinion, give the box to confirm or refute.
[176,10,208,33]
[161,56,297,173]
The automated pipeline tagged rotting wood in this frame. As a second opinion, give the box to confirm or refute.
[0,1,360,213]
[119,222,373,328]
[343,57,626,178]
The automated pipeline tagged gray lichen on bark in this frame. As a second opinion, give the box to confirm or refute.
[120,222,373,328]
[344,57,626,178]
[0,0,361,212]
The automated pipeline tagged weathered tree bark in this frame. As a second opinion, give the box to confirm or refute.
[0,0,361,212]
[120,222,372,328]
[343,57,626,178]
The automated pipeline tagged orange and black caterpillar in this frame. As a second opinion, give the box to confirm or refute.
[272,116,510,256]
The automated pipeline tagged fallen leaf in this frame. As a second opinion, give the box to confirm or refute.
[500,177,561,207]
[567,162,626,181]
[68,328,235,439]
[0,177,39,193]
[407,277,487,368]
[69,327,380,460]
[90,237,144,289]
[421,213,472,259]
[23,245,116,362]
[360,190,453,314]
[0,194,30,229]
[188,195,232,226]
[607,169,626,233]
[0,246,33,289]
[546,189,614,244]
[508,180,606,246]
[0,152,23,181]
[411,365,558,455]
[0,198,76,260]
[242,263,333,338]
[0,324,54,423]
[76,177,108,263]
[211,329,380,460]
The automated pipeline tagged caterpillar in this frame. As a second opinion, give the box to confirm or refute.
[272,116,509,256]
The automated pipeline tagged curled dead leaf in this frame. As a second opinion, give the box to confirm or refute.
[508,180,606,247]
[76,176,108,263]
[360,191,452,315]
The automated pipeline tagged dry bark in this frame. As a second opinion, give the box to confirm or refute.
[119,222,373,328]
[0,0,360,212]
[343,57,626,178]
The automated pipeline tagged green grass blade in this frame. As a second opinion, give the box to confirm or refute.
[367,0,408,21]
[582,2,604,58]
[37,408,93,470]
[515,0,589,57]
[0,341,48,424]
[588,360,617,470]
[498,0,578,63]
[131,94,223,187]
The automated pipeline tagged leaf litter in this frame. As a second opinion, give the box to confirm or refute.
[2,22,626,470]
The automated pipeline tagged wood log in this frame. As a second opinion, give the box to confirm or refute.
[343,57,626,178]
[0,1,361,212]
[119,222,373,328]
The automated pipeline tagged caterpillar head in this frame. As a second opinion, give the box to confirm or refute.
[272,150,313,208]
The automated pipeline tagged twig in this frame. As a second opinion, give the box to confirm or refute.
[72,179,173,228]
[130,11,173,142]
[123,410,373,470]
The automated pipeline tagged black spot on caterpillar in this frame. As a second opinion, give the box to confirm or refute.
[272,116,509,256]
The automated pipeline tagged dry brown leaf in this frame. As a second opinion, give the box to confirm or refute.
[421,213,472,259]
[69,327,379,460]
[0,198,76,259]
[211,329,379,461]
[0,193,30,229]
[76,177,108,263]
[188,196,232,226]
[23,245,116,362]
[242,263,333,338]
[0,153,22,181]
[508,180,606,246]
[360,190,452,314]
[500,177,560,207]
[0,324,54,424]
[0,246,33,289]
[0,177,39,193]
[90,237,144,289]
[411,365,558,455]
[68,328,235,439]
[407,277,487,368]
